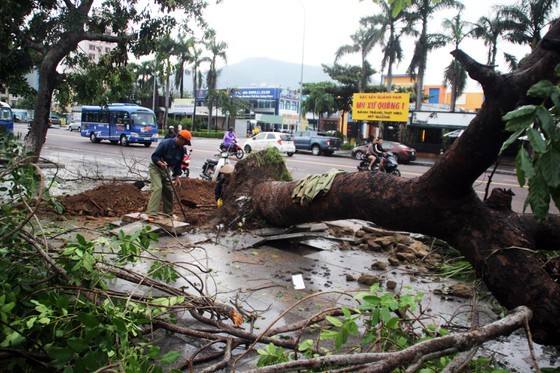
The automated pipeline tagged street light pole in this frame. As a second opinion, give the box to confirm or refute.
[296,0,306,132]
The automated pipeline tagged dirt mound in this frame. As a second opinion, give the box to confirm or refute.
[56,178,217,227]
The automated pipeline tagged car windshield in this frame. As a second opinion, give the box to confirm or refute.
[280,134,292,141]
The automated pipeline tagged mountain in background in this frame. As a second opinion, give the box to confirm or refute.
[199,57,333,90]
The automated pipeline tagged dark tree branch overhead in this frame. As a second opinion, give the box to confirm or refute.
[215,20,560,345]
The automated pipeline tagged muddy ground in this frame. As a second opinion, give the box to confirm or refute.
[51,178,217,227]
[39,179,559,371]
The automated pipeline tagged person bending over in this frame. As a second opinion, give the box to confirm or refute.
[146,130,192,219]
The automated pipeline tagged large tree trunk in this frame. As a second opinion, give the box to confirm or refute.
[215,21,560,345]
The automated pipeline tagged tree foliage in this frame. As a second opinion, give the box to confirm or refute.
[0,0,208,158]
[500,65,560,220]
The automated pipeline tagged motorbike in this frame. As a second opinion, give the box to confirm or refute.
[200,148,231,181]
[180,147,192,178]
[219,141,244,160]
[357,152,401,176]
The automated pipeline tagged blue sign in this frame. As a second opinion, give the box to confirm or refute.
[196,88,281,100]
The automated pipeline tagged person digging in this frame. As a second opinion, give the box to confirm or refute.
[146,130,192,220]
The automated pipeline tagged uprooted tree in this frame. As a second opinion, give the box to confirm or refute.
[215,21,560,346]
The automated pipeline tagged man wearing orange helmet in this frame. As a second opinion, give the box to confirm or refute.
[146,129,192,218]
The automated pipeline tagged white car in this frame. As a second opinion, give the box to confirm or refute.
[243,132,295,156]
[68,121,81,132]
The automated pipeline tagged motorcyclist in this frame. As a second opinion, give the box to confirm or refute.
[222,127,238,151]
[164,125,176,139]
[374,138,387,171]
[366,138,379,171]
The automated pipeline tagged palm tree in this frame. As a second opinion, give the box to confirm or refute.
[407,0,464,110]
[155,34,176,129]
[335,26,381,93]
[500,0,560,51]
[471,8,518,68]
[302,88,336,130]
[190,42,210,129]
[360,0,417,93]
[173,34,195,98]
[203,32,228,131]
[441,12,470,112]
[129,60,156,103]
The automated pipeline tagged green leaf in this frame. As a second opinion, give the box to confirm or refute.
[297,339,313,352]
[380,306,391,323]
[516,147,535,186]
[551,90,560,108]
[502,105,536,123]
[1,301,15,313]
[526,128,547,154]
[160,350,181,364]
[1,330,25,347]
[539,149,560,188]
[48,347,75,363]
[78,312,99,328]
[151,298,170,307]
[319,330,339,340]
[500,129,525,155]
[26,316,37,329]
[527,80,558,98]
[386,317,400,329]
[326,316,343,327]
[535,106,555,138]
[360,332,375,347]
[527,174,551,220]
[67,337,89,353]
[505,115,536,132]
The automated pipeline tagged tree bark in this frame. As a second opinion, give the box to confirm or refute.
[216,20,560,345]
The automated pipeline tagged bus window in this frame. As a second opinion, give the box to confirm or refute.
[131,112,156,126]
[99,111,109,124]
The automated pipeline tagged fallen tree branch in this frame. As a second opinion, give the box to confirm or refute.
[244,306,532,373]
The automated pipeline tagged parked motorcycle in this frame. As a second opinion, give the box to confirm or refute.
[200,148,231,181]
[220,141,244,160]
[357,152,401,176]
[180,147,192,178]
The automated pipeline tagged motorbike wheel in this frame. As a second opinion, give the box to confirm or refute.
[182,168,190,178]
[390,169,401,176]
[235,148,244,159]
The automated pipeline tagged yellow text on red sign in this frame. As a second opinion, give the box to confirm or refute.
[352,93,410,122]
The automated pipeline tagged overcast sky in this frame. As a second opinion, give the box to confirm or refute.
[201,0,537,90]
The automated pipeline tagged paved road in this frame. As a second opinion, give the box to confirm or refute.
[18,123,554,215]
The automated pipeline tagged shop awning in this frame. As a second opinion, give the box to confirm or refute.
[256,114,283,125]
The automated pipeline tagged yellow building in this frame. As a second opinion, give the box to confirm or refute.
[383,74,484,112]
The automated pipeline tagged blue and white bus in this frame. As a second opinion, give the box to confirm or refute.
[80,103,158,147]
[0,102,14,133]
